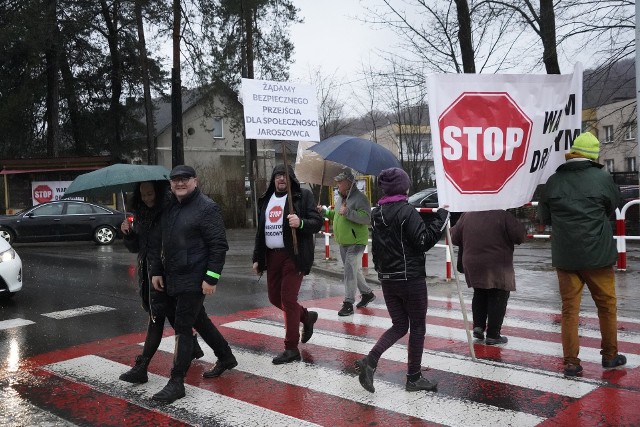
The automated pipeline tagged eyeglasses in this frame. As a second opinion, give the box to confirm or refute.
[170,176,192,184]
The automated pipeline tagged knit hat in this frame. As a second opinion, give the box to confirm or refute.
[334,169,355,182]
[569,132,600,160]
[378,167,410,196]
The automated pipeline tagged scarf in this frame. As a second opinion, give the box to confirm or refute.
[378,194,408,205]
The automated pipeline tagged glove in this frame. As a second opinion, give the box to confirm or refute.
[436,208,450,231]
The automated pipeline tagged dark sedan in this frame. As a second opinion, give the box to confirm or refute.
[408,188,439,223]
[408,188,461,226]
[0,200,124,245]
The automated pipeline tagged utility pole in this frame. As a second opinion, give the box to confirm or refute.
[636,0,639,187]
[171,0,184,167]
[242,0,258,226]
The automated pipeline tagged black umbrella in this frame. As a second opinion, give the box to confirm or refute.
[308,135,401,176]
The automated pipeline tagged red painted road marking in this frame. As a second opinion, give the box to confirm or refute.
[12,296,640,426]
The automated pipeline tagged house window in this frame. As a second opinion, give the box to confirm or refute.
[604,159,615,172]
[603,125,614,143]
[626,157,637,172]
[624,125,635,141]
[212,117,223,139]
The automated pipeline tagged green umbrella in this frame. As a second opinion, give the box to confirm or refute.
[64,164,170,198]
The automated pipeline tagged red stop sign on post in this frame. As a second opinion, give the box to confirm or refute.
[438,92,532,194]
[33,185,53,204]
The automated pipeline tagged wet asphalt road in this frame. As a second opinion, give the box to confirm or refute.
[1,229,639,425]
[0,230,348,368]
[2,230,640,366]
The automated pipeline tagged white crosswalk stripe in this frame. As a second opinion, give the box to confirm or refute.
[222,318,601,398]
[305,307,639,367]
[0,318,34,330]
[153,340,545,427]
[421,305,640,344]
[428,295,640,325]
[41,305,115,319]
[45,355,322,427]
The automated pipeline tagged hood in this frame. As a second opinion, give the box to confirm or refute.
[264,164,301,196]
[372,201,405,228]
[556,159,603,173]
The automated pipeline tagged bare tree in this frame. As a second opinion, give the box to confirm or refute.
[306,68,353,139]
[375,57,433,190]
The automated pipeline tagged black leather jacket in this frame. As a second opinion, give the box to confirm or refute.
[371,201,447,281]
[123,204,163,313]
[150,187,228,296]
[253,165,323,275]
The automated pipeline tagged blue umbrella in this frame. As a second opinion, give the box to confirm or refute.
[308,135,401,176]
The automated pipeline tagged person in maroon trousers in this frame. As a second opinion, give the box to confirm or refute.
[252,164,323,364]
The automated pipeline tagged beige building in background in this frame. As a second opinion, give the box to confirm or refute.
[593,98,637,174]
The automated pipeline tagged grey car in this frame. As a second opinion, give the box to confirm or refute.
[0,200,124,245]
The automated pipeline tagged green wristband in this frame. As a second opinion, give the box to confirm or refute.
[206,270,220,279]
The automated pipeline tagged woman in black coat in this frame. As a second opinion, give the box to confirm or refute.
[118,181,203,383]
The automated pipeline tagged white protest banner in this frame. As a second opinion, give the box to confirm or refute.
[31,181,77,205]
[427,63,583,212]
[241,78,320,142]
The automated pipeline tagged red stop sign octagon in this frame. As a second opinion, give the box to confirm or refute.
[33,184,54,204]
[438,92,532,194]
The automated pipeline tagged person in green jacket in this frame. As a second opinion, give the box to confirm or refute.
[538,132,627,377]
[319,169,375,316]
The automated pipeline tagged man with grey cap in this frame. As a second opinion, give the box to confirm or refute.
[149,165,236,403]
[318,168,375,316]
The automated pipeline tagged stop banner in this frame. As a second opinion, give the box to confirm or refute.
[427,63,583,212]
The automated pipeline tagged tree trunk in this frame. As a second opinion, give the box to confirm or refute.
[100,0,123,160]
[171,0,184,167]
[135,0,156,164]
[60,49,85,155]
[45,0,59,157]
[454,0,476,73]
[539,0,561,74]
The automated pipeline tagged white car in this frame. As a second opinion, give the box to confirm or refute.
[0,238,22,298]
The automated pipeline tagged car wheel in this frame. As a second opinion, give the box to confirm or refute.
[94,225,116,245]
[0,227,14,244]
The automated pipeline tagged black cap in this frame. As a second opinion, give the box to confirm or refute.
[169,165,196,179]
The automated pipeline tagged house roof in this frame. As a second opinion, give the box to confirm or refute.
[148,85,241,136]
[152,89,205,135]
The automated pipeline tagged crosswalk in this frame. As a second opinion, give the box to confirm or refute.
[24,296,640,425]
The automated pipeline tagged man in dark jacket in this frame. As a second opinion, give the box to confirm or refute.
[252,164,323,364]
[538,132,626,377]
[149,165,236,403]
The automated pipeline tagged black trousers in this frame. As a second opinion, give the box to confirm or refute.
[171,292,234,378]
[472,288,510,339]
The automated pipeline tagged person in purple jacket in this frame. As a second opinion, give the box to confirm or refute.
[355,167,448,393]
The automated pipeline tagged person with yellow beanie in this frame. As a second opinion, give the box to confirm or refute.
[538,132,626,377]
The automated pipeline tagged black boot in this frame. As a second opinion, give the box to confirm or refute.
[151,376,185,403]
[192,334,204,360]
[119,355,150,384]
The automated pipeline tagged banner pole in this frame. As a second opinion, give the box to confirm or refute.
[445,222,476,361]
